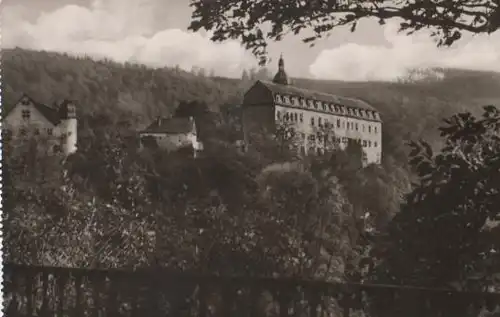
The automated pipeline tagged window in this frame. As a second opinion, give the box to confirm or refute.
[368,140,372,147]
[355,123,359,131]
[309,134,316,142]
[363,140,367,147]
[47,128,53,136]
[324,119,329,128]
[34,128,40,135]
[276,111,281,120]
[337,119,341,128]
[20,128,27,136]
[318,117,322,127]
[22,109,31,120]
[294,113,298,122]
[310,117,315,126]
[328,104,334,112]
[346,122,350,130]
[3,129,12,141]
[21,98,30,106]
[374,141,378,147]
[317,147,322,155]
[374,126,378,133]
[299,113,303,123]
[368,125,372,133]
[317,133,323,143]
[322,103,326,111]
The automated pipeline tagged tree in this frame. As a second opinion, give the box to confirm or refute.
[366,105,500,317]
[188,0,500,63]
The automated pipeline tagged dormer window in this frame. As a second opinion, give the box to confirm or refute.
[322,103,326,111]
[284,96,290,104]
[301,98,307,107]
[275,95,282,103]
[21,98,30,106]
[328,104,334,112]
[315,101,320,109]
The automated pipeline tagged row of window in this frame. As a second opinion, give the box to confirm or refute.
[298,145,370,160]
[285,129,379,148]
[278,110,379,134]
[274,94,379,120]
[4,127,55,138]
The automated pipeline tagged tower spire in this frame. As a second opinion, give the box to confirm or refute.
[273,53,289,85]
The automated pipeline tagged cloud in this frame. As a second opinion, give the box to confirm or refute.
[2,0,257,78]
[309,20,500,81]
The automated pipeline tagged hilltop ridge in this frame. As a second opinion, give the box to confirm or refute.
[4,48,500,161]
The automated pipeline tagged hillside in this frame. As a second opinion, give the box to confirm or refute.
[4,48,500,162]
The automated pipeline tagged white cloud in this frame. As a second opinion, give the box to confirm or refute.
[309,20,500,81]
[2,0,257,78]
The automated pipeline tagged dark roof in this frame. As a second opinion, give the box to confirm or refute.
[257,80,377,112]
[4,94,61,125]
[140,117,195,134]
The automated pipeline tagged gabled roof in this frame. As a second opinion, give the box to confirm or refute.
[140,117,195,134]
[4,94,61,125]
[257,80,377,112]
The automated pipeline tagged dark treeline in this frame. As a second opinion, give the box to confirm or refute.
[3,48,500,317]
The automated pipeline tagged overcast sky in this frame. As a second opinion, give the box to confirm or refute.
[3,0,500,81]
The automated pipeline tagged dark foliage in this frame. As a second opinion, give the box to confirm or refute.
[189,0,500,63]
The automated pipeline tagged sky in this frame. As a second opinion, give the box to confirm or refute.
[3,0,500,81]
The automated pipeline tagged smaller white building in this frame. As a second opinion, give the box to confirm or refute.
[3,94,78,155]
[139,116,203,156]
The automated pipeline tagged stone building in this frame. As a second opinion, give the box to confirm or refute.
[3,94,78,155]
[242,55,382,164]
[139,116,203,156]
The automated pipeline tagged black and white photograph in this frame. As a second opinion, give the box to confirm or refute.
[2,0,500,316]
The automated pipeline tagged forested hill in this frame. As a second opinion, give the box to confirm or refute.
[2,48,243,128]
[4,48,500,156]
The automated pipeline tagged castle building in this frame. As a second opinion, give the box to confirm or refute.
[242,55,383,164]
[3,94,78,155]
[139,116,203,156]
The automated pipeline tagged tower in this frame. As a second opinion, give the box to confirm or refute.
[273,54,289,85]
[58,100,78,155]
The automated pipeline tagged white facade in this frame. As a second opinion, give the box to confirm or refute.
[3,95,78,155]
[139,116,203,156]
[139,131,203,152]
[274,104,382,164]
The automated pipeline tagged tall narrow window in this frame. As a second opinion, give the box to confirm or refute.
[299,113,303,123]
[310,117,315,126]
[318,117,322,127]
